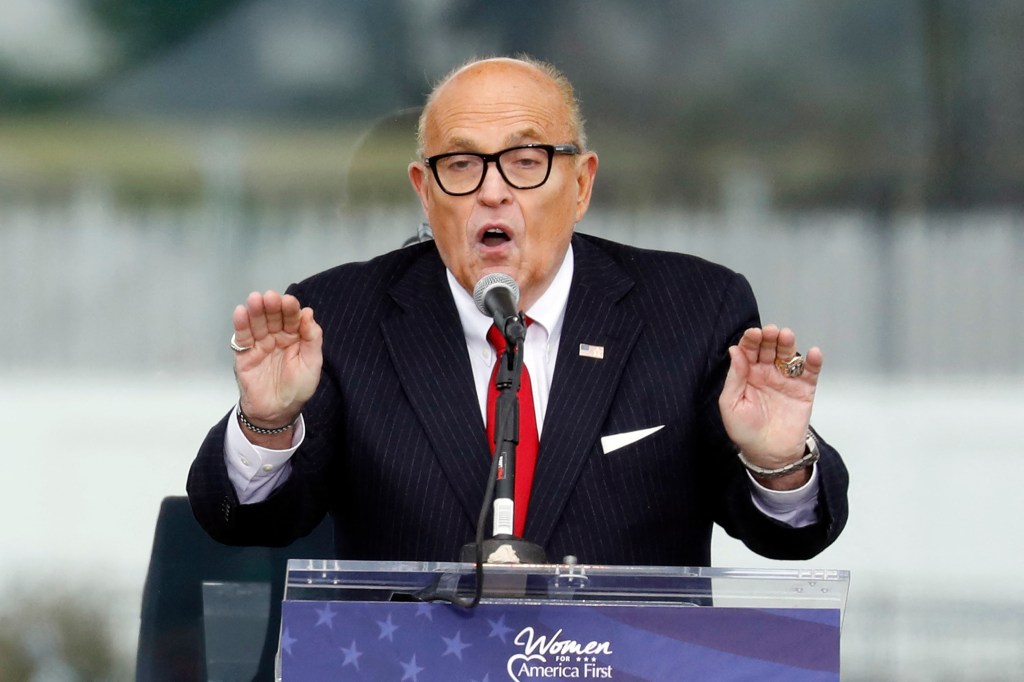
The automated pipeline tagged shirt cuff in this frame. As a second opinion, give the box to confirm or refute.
[747,464,820,528]
[223,405,305,504]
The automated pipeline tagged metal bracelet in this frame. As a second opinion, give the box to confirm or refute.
[737,431,820,479]
[236,407,297,436]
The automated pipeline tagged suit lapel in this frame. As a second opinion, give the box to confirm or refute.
[378,238,643,546]
[526,235,643,546]
[380,249,492,527]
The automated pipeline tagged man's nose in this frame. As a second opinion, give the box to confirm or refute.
[477,160,514,203]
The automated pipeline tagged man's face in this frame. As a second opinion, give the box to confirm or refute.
[409,60,598,311]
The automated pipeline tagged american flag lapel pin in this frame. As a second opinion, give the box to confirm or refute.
[579,343,605,359]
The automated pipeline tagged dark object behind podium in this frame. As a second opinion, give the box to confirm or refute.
[136,496,333,682]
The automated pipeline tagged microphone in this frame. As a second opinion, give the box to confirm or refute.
[473,274,526,344]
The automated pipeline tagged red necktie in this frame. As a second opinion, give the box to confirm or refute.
[486,323,538,537]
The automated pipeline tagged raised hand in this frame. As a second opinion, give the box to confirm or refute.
[718,325,822,488]
[231,290,323,445]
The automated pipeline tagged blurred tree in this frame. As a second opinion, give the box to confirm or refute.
[1,0,245,110]
[85,0,245,63]
[0,584,131,681]
[921,0,971,207]
[3,0,1021,208]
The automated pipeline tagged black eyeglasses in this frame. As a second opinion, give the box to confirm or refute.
[424,144,580,196]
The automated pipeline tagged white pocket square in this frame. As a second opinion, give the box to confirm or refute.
[600,426,665,454]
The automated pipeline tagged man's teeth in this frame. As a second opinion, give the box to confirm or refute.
[482,228,510,245]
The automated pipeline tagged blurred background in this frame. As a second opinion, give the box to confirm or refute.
[1,0,1022,679]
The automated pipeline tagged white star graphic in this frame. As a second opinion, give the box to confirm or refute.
[471,674,491,682]
[442,629,472,661]
[280,627,297,656]
[314,603,337,629]
[377,613,399,641]
[487,615,514,643]
[400,653,424,681]
[416,602,436,620]
[340,640,362,669]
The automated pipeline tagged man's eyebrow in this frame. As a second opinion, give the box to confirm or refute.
[439,129,546,154]
[502,128,544,148]
[443,136,478,152]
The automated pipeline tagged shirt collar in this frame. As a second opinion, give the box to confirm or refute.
[447,244,575,346]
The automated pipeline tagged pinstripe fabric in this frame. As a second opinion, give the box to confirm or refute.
[188,233,849,566]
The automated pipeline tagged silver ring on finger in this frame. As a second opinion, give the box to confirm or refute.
[230,333,254,353]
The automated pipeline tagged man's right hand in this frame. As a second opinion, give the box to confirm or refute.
[232,290,323,446]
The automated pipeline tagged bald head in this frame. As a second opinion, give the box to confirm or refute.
[407,55,599,312]
[416,57,587,158]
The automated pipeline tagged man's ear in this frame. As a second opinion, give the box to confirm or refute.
[409,162,430,214]
[574,152,599,223]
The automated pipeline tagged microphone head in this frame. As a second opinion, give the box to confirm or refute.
[473,273,519,316]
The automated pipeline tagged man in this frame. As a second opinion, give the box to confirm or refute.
[188,57,848,566]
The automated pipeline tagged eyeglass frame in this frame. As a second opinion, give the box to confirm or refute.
[423,143,581,196]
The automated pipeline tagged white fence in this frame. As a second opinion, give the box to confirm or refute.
[4,197,1021,376]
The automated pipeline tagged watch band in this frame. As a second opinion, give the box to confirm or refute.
[737,431,820,479]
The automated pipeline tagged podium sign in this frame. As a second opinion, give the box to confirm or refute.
[278,561,848,681]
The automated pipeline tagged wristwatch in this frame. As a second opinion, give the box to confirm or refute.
[736,431,820,479]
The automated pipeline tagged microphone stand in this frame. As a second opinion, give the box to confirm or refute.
[419,314,545,609]
[460,314,547,566]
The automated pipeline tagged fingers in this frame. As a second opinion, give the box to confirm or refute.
[235,291,306,342]
[281,295,303,334]
[232,304,254,347]
[255,290,287,336]
[802,346,824,381]
[739,324,794,363]
[757,325,781,365]
[298,306,322,343]
[719,344,749,407]
[244,291,271,341]
[263,291,285,335]
[737,325,824,382]
[774,326,797,362]
[262,292,303,334]
[736,327,763,364]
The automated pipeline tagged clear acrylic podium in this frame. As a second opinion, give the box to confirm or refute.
[275,559,849,681]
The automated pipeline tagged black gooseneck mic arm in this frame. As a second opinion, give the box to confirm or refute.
[490,325,524,537]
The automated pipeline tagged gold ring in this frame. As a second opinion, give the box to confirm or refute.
[774,353,805,378]
[230,333,254,353]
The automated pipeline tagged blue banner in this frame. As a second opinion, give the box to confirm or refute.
[280,600,840,681]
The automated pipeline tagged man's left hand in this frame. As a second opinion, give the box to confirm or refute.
[718,325,822,490]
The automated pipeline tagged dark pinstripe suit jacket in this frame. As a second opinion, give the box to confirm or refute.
[188,233,848,566]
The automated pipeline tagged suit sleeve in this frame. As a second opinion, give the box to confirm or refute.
[699,273,849,560]
[186,414,337,548]
[186,283,340,548]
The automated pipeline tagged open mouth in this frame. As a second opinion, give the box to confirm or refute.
[481,227,511,248]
